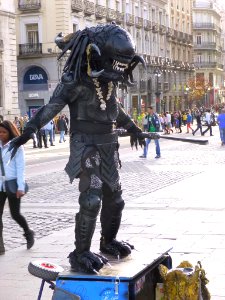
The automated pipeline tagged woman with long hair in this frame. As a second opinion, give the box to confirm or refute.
[0,120,34,255]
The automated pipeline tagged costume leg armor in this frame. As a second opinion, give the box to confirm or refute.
[69,147,108,273]
[100,184,134,258]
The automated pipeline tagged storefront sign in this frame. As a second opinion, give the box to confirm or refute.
[24,66,48,85]
[28,93,39,98]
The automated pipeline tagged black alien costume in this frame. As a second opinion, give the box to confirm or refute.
[10,24,146,273]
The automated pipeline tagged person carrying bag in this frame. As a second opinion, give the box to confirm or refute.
[0,121,34,255]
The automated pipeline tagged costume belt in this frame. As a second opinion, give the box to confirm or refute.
[70,132,118,145]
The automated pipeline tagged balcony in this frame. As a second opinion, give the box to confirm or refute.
[18,0,41,11]
[194,61,223,69]
[143,19,152,31]
[187,34,193,44]
[152,22,159,33]
[172,30,177,40]
[159,25,166,35]
[0,39,3,52]
[71,0,83,12]
[166,27,173,38]
[116,11,124,24]
[84,0,94,15]
[106,8,117,22]
[135,17,143,29]
[193,22,219,31]
[126,13,135,26]
[194,42,216,50]
[177,31,184,42]
[19,43,42,56]
[95,4,107,19]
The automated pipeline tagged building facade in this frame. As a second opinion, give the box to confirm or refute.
[0,0,20,120]
[193,0,224,107]
[16,0,194,117]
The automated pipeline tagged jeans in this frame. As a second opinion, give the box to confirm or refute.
[219,128,225,143]
[59,131,65,142]
[45,129,54,145]
[202,124,212,136]
[143,138,160,157]
[193,124,202,135]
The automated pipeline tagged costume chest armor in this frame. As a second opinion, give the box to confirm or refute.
[68,83,119,123]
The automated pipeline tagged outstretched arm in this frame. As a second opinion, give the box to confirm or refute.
[9,78,77,155]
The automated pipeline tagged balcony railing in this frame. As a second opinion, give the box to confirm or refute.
[106,8,117,21]
[143,19,152,31]
[71,0,83,12]
[166,27,173,37]
[194,42,216,49]
[18,0,41,11]
[135,17,143,29]
[152,22,159,33]
[116,11,124,24]
[194,61,223,69]
[95,4,107,19]
[84,0,94,15]
[159,25,166,35]
[193,22,221,32]
[19,43,42,55]
[126,13,134,26]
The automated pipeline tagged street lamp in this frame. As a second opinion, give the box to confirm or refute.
[154,67,162,113]
[204,87,211,108]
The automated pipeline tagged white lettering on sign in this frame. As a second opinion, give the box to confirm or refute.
[29,93,39,98]
[29,74,44,80]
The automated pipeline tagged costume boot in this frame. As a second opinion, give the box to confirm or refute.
[100,189,133,257]
[68,212,108,273]
[23,229,35,249]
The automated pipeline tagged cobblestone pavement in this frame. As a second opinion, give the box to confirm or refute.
[2,128,223,251]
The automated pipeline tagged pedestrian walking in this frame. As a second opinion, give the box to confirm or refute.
[202,109,213,136]
[0,121,34,254]
[186,111,194,133]
[57,115,68,143]
[139,106,161,159]
[192,111,203,136]
[217,108,225,146]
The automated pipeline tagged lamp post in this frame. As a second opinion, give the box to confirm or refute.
[204,87,211,108]
[154,67,162,113]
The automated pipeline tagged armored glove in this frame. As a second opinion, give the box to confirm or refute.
[127,125,146,149]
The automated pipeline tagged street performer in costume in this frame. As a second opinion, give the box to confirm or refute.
[9,23,148,273]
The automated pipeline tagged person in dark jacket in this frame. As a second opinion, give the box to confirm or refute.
[57,115,68,143]
[192,111,203,136]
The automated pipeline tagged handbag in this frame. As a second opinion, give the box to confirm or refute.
[0,148,29,197]
[4,179,29,197]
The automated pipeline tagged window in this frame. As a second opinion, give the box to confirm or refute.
[197,54,202,63]
[196,35,202,45]
[26,23,39,44]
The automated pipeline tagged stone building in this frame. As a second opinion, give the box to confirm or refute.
[0,0,20,120]
[15,0,194,117]
[193,0,224,107]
